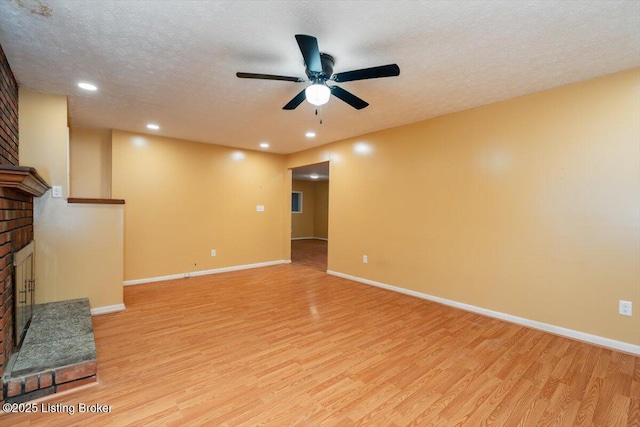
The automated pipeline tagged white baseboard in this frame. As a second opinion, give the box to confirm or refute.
[327,270,640,356]
[291,237,328,241]
[123,260,290,286]
[91,303,126,316]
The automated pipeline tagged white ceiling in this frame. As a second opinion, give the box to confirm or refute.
[0,1,638,154]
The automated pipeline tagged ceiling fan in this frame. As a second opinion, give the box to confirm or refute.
[236,34,400,110]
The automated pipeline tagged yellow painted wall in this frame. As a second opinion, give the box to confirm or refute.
[291,180,315,238]
[69,126,112,198]
[19,88,124,309]
[282,169,292,261]
[286,68,640,345]
[314,180,329,239]
[17,90,67,187]
[291,179,329,239]
[111,130,286,281]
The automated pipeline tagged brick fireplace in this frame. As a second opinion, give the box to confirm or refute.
[0,42,35,400]
[0,42,98,404]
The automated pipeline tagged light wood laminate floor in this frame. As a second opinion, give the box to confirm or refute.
[2,264,638,426]
[291,239,327,271]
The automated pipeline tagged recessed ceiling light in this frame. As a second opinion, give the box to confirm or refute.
[305,132,316,138]
[147,123,160,130]
[309,173,320,179]
[78,82,97,91]
[260,142,269,148]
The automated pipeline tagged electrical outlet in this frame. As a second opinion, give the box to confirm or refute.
[362,255,368,264]
[211,249,216,257]
[619,300,632,316]
[52,186,62,198]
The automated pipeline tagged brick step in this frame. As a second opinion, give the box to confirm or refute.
[2,298,97,402]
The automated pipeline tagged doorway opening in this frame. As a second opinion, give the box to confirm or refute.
[291,162,329,271]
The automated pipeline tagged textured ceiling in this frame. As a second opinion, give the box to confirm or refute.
[0,0,638,154]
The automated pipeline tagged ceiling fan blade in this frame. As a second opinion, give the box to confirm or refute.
[283,89,307,110]
[236,72,305,82]
[331,64,400,82]
[295,34,323,74]
[330,86,369,110]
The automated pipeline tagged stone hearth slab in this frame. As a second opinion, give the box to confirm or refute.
[2,298,98,402]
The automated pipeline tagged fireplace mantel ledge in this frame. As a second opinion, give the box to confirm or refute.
[0,165,50,197]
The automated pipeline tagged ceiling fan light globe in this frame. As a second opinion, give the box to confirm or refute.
[305,84,330,106]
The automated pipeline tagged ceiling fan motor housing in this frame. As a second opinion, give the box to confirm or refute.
[320,53,334,80]
[306,53,334,82]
